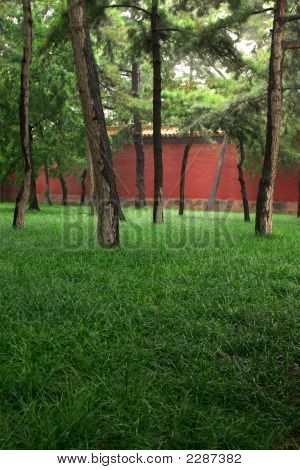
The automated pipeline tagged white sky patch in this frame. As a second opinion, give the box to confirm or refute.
[44,8,55,18]
[174,64,195,78]
[236,39,256,55]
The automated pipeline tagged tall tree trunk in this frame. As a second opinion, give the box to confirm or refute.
[28,177,40,210]
[151,1,163,223]
[206,134,228,212]
[86,135,97,215]
[178,59,194,217]
[80,168,87,205]
[39,122,52,206]
[237,138,250,222]
[28,125,40,211]
[59,175,68,206]
[132,62,146,208]
[255,0,287,234]
[117,196,126,221]
[297,130,300,218]
[179,140,193,215]
[44,161,52,205]
[68,0,121,246]
[13,0,32,228]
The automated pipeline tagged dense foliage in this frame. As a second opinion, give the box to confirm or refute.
[0,1,298,186]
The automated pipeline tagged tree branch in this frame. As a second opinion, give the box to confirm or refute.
[280,14,300,24]
[158,27,182,33]
[101,4,151,16]
[251,8,274,15]
[283,87,300,92]
[283,40,300,50]
[211,66,226,79]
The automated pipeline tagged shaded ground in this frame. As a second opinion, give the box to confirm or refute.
[0,204,299,449]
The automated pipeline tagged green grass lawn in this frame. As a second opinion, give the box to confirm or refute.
[0,203,299,450]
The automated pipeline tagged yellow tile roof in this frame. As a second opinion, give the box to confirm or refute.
[107,126,224,138]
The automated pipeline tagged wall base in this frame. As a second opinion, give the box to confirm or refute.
[0,190,297,215]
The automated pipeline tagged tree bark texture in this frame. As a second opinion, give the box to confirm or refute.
[44,162,52,205]
[28,177,40,210]
[86,135,97,215]
[67,0,119,247]
[13,0,32,228]
[80,168,87,205]
[237,138,250,222]
[132,62,146,208]
[59,175,68,206]
[151,2,163,223]
[206,134,228,212]
[283,40,300,50]
[179,140,192,215]
[255,0,287,234]
[28,125,40,211]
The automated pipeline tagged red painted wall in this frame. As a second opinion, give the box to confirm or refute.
[113,142,298,202]
[36,173,83,197]
[2,142,298,208]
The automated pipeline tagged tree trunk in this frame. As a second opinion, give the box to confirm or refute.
[255,0,287,235]
[132,62,146,208]
[68,0,121,246]
[151,2,163,223]
[206,134,228,212]
[80,168,87,205]
[28,177,40,210]
[179,140,193,215]
[118,198,126,222]
[237,138,250,222]
[86,135,97,215]
[13,0,32,228]
[44,161,52,205]
[297,131,300,218]
[59,175,68,206]
[28,125,40,211]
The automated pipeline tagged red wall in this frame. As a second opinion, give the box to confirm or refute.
[36,173,83,197]
[2,142,298,209]
[113,142,298,202]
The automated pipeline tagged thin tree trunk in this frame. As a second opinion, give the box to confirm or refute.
[44,161,52,205]
[59,175,68,206]
[206,134,228,212]
[237,138,250,222]
[39,122,52,206]
[151,1,163,223]
[86,135,97,215]
[179,140,193,215]
[68,0,121,246]
[80,168,87,205]
[13,0,32,228]
[178,60,194,217]
[297,131,300,218]
[118,197,126,221]
[255,0,287,235]
[132,62,146,208]
[28,125,40,211]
